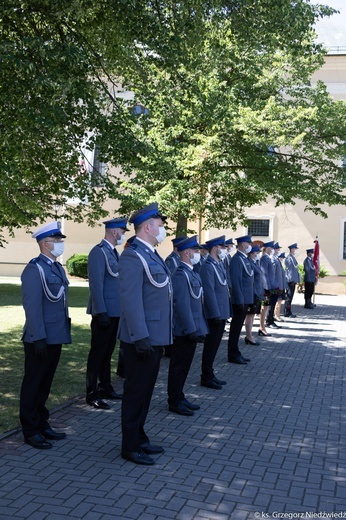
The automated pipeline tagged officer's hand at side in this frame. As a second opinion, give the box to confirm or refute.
[97,312,110,329]
[134,337,153,360]
[187,331,198,343]
[234,304,245,314]
[34,339,48,360]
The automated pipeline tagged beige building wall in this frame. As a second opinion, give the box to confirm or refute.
[205,199,346,275]
[1,53,346,277]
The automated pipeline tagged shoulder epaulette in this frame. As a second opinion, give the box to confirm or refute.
[29,257,40,264]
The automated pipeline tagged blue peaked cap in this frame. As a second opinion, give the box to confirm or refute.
[288,243,299,249]
[172,235,187,246]
[176,235,201,252]
[204,235,226,248]
[263,240,275,248]
[103,217,129,230]
[129,202,167,227]
[236,235,252,244]
[250,245,261,253]
[224,238,234,245]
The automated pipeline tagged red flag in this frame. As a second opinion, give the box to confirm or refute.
[313,239,320,277]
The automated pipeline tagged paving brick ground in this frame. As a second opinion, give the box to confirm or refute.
[0,292,345,520]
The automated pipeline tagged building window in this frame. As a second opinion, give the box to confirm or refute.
[247,219,270,237]
[91,145,107,187]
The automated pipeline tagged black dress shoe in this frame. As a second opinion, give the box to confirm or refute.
[213,376,226,386]
[258,329,271,337]
[140,443,165,455]
[228,355,248,365]
[267,322,280,329]
[181,398,200,410]
[201,380,222,390]
[284,313,296,318]
[25,434,52,449]
[99,391,123,400]
[169,403,194,416]
[245,337,260,346]
[86,398,110,410]
[42,427,67,440]
[240,355,250,362]
[121,450,155,465]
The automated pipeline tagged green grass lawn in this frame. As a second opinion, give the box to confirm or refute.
[0,283,109,435]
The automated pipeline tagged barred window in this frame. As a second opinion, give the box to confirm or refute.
[90,145,107,187]
[247,219,270,237]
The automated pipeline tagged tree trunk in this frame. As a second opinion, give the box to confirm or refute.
[176,211,188,236]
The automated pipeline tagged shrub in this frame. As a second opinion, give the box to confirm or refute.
[318,265,329,278]
[66,253,88,279]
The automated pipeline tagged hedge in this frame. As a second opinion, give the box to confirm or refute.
[66,253,88,279]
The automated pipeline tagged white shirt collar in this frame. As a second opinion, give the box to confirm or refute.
[103,238,114,250]
[136,236,156,252]
[181,261,193,270]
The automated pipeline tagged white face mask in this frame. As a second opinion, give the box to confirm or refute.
[228,247,234,254]
[116,234,125,246]
[155,226,167,244]
[244,244,252,254]
[218,249,227,260]
[190,252,201,265]
[255,253,261,261]
[51,242,65,258]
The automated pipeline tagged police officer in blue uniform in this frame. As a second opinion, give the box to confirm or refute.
[266,242,282,328]
[118,203,173,465]
[244,244,264,345]
[164,237,187,358]
[168,236,209,416]
[85,217,129,409]
[193,244,209,275]
[200,235,231,389]
[165,236,187,274]
[20,222,71,449]
[284,243,300,317]
[223,237,234,289]
[303,248,317,309]
[227,235,254,364]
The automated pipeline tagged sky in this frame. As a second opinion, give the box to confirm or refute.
[311,0,346,47]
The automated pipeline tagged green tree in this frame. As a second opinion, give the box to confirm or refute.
[1,0,345,242]
[105,0,346,232]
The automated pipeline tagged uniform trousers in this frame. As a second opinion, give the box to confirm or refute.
[304,282,315,303]
[86,316,119,398]
[284,282,296,316]
[266,293,279,324]
[228,305,249,359]
[121,341,163,452]
[20,342,62,437]
[167,336,197,407]
[201,319,226,383]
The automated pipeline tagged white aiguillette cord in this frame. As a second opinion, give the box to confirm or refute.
[134,251,170,289]
[101,248,119,277]
[36,263,65,303]
[182,269,203,300]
